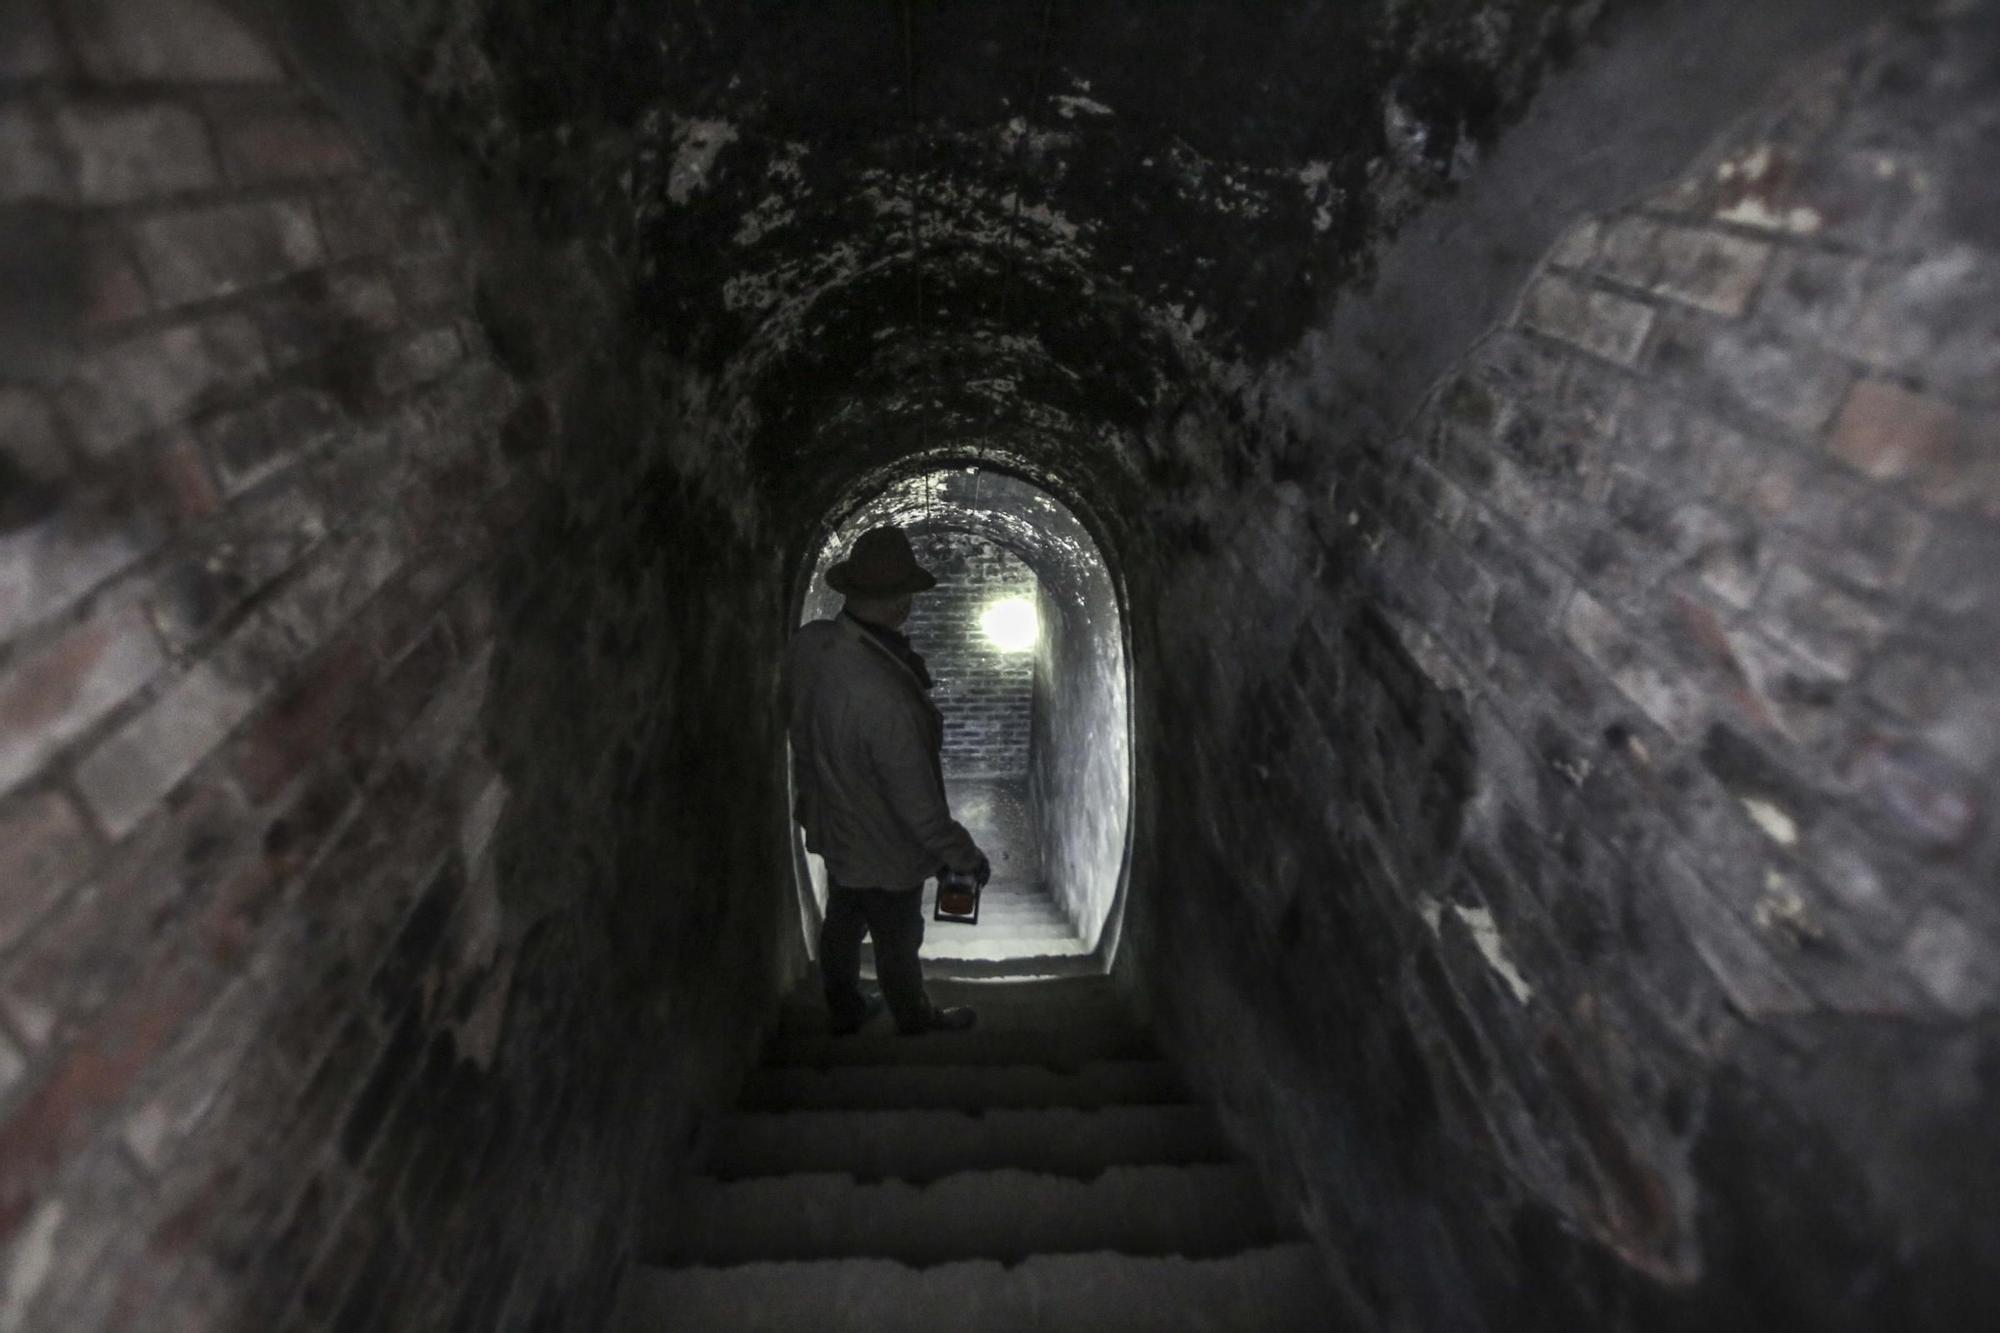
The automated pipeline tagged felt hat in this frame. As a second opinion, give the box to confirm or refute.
[826,526,938,597]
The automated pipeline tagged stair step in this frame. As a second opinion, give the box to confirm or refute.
[887,953,1106,981]
[930,906,1071,924]
[706,1105,1232,1181]
[738,1061,1185,1112]
[909,936,1095,961]
[925,920,1076,939]
[655,1164,1285,1265]
[765,1023,1153,1069]
[614,1245,1335,1332]
[775,985,1131,1038]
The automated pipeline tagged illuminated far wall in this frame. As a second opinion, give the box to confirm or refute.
[904,531,1038,779]
[796,467,1131,954]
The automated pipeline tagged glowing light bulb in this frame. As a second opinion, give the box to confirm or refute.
[980,597,1039,652]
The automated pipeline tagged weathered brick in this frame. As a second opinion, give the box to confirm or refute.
[253,515,406,664]
[1710,142,1823,237]
[373,861,460,1026]
[133,200,325,310]
[53,103,218,204]
[1546,217,1600,271]
[0,792,99,952]
[74,228,152,330]
[67,0,283,83]
[154,431,221,523]
[1650,316,1852,436]
[1648,224,1772,317]
[148,477,331,651]
[0,1148,142,1329]
[202,384,346,494]
[252,269,400,370]
[315,179,413,261]
[374,327,463,397]
[202,771,354,968]
[0,2,64,79]
[1709,615,1845,752]
[1616,392,1766,504]
[58,314,268,457]
[0,963,205,1238]
[0,500,162,640]
[1843,735,1979,855]
[362,551,462,666]
[398,652,487,775]
[1754,562,1888,680]
[0,780,241,1048]
[1828,378,1956,482]
[395,255,467,321]
[120,977,267,1173]
[1898,907,1999,1017]
[341,622,453,779]
[1671,505,1768,609]
[0,105,70,203]
[1521,273,1655,367]
[0,604,165,799]
[233,633,373,802]
[1835,245,2000,395]
[0,387,67,488]
[0,1030,22,1100]
[1592,215,1662,289]
[1562,589,1707,740]
[1754,249,1870,350]
[1820,490,1928,592]
[1654,855,1810,1018]
[74,663,264,838]
[1827,378,1999,512]
[217,109,361,184]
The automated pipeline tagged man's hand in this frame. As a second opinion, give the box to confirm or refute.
[940,853,992,888]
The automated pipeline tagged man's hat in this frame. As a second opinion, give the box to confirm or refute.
[826,526,938,597]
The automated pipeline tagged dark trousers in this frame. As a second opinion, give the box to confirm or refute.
[821,885,929,1031]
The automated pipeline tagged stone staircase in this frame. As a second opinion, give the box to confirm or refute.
[896,877,1095,965]
[611,972,1337,1330]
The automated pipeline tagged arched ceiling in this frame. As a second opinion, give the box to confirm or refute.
[361,0,1602,517]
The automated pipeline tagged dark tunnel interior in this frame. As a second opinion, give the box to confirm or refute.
[1,0,1997,1328]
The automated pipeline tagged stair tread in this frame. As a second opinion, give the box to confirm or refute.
[871,955,1106,981]
[774,986,1129,1034]
[910,937,1094,960]
[706,1105,1230,1181]
[924,921,1077,937]
[783,973,1124,1008]
[694,977,1333,1327]
[765,1024,1154,1068]
[657,1163,1287,1264]
[613,1244,1337,1333]
[739,1060,1186,1111]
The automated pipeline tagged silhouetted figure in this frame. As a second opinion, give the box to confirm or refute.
[784,526,989,1034]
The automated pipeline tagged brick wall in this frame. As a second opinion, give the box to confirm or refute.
[1117,8,2000,1329]
[0,4,794,1329]
[906,530,1037,778]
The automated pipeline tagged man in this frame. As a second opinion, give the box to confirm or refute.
[784,525,990,1035]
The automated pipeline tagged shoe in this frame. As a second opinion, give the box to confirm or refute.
[898,1005,975,1036]
[830,993,885,1036]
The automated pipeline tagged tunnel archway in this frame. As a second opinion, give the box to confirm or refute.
[790,465,1133,972]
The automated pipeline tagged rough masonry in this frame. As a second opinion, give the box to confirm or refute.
[0,0,1995,1331]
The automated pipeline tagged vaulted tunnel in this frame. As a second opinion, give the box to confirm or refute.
[797,466,1132,967]
[2,0,1998,1330]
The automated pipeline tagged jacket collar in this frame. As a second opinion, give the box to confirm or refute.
[835,613,928,690]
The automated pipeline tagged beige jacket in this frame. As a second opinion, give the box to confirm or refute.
[784,614,984,891]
